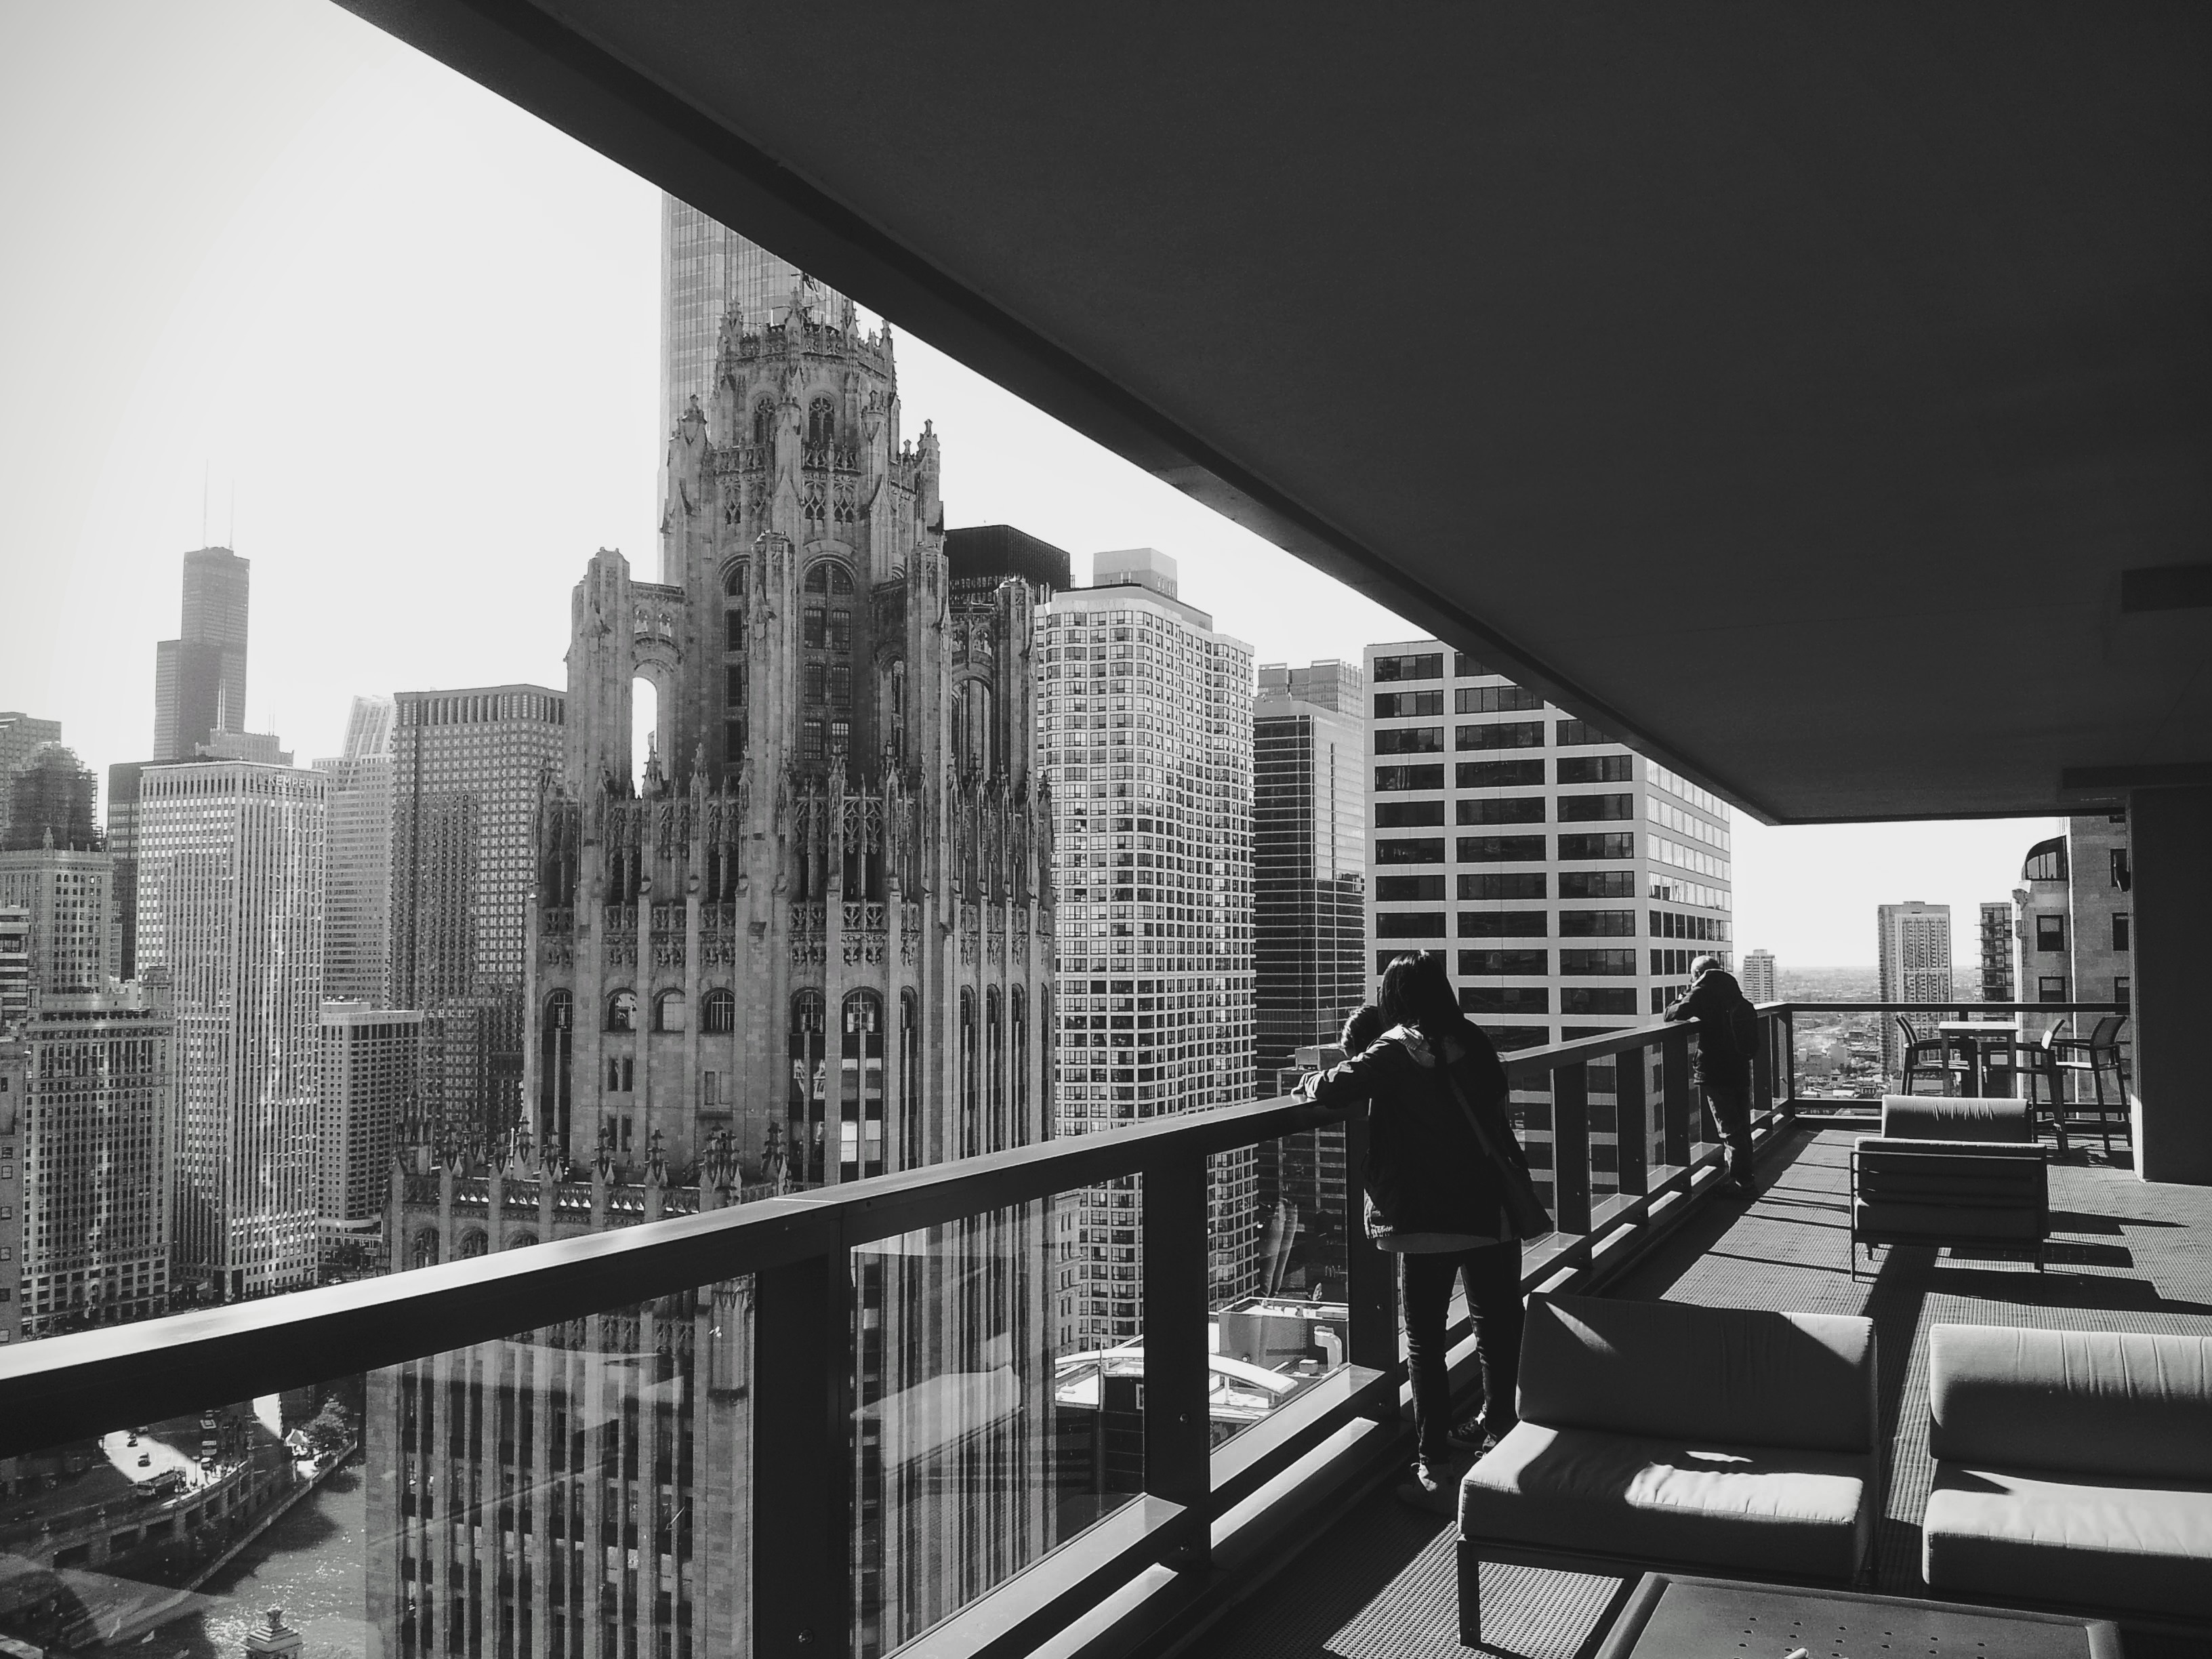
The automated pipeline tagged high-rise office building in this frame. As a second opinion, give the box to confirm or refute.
[660,193,851,447]
[0,712,62,848]
[1253,660,1366,1088]
[1978,903,2015,1004]
[390,686,565,1140]
[1877,901,1953,1077]
[376,300,1058,1659]
[3,743,98,852]
[136,759,324,1300]
[1041,548,1256,1339]
[0,905,28,1028]
[314,695,396,1002]
[945,523,1073,606]
[104,761,149,981]
[152,547,250,762]
[1363,641,1734,1053]
[1740,949,1777,1003]
[0,987,173,1338]
[0,844,115,995]
[318,1001,419,1271]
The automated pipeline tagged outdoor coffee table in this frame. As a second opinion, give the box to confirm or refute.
[1593,1572,2119,1659]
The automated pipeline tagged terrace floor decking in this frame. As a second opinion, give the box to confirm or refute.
[1199,1125,2212,1659]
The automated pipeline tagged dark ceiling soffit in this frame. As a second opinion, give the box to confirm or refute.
[2119,565,2212,614]
[2060,763,2212,796]
[333,0,1791,825]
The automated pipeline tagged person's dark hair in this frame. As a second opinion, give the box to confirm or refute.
[1340,1001,1386,1056]
[1379,950,1471,1044]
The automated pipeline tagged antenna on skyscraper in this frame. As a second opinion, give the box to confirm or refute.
[202,464,209,548]
[228,482,236,551]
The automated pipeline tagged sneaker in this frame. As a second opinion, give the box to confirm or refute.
[1394,1458,1458,1515]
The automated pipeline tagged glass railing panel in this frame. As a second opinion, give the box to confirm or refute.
[859,1191,1138,1659]
[1505,1076,1555,1221]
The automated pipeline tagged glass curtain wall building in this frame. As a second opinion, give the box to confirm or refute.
[1362,641,1735,1055]
[314,695,396,1002]
[1040,549,1256,1341]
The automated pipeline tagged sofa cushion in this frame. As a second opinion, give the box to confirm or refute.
[1458,1421,1870,1581]
[1928,1325,2212,1481]
[1880,1094,2034,1143]
[1518,1294,1875,1454]
[1924,1462,2212,1619]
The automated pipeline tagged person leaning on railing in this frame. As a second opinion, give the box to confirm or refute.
[1663,954,1758,1194]
[1294,949,1551,1513]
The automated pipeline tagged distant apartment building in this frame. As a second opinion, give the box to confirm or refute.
[0,987,173,1338]
[1979,902,2016,1004]
[0,845,115,995]
[1362,642,1735,1061]
[314,696,396,1002]
[136,760,325,1300]
[318,1002,419,1271]
[153,547,250,762]
[390,686,565,1140]
[1040,548,1256,1340]
[1740,949,1777,1004]
[1877,901,1954,1076]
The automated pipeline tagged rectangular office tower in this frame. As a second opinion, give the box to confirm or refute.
[390,686,565,1141]
[1253,661,1368,1089]
[1040,548,1256,1338]
[152,547,250,762]
[0,844,115,996]
[136,760,325,1300]
[0,987,173,1338]
[1876,900,1954,1078]
[1363,642,1734,1055]
[319,1001,419,1273]
[314,695,396,1002]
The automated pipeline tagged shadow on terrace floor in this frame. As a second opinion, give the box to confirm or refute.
[1195,1126,2212,1659]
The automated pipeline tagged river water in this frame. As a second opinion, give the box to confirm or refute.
[132,1462,373,1659]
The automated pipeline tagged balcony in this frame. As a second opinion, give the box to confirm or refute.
[2,1008,2203,1658]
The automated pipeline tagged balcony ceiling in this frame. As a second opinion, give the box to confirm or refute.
[342,1,2212,823]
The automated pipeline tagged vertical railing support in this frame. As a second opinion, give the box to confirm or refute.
[1753,1012,1776,1121]
[1662,1027,1694,1168]
[1782,1008,1798,1117]
[1340,1112,1399,1419]
[1551,1063,1591,1235]
[753,1247,851,1658]
[1615,1045,1650,1197]
[1143,1153,1210,1570]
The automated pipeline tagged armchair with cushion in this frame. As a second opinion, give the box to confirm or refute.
[1850,1137,2047,1276]
[1456,1293,1878,1646]
[1924,1323,2212,1625]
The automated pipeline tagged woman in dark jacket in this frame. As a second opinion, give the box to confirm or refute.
[1297,951,1547,1507]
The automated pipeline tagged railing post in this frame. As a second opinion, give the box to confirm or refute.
[1551,1063,1591,1235]
[1753,1011,1776,1120]
[1143,1152,1210,1570]
[1615,1046,1649,1197]
[1662,1027,1693,1168]
[752,1247,851,1658]
[1339,1111,1399,1418]
[1782,1009,1797,1117]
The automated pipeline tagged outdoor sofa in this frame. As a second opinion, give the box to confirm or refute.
[1456,1292,1878,1646]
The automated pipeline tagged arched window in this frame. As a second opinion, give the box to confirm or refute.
[701,989,736,1033]
[655,989,688,1033]
[899,991,920,1171]
[752,398,777,451]
[986,987,1005,1153]
[807,396,836,451]
[841,991,884,1180]
[506,1233,539,1252]
[1010,987,1029,1146]
[798,563,859,765]
[956,679,996,775]
[411,1230,441,1271]
[540,991,574,1155]
[959,989,978,1159]
[457,1230,489,1261]
[789,992,826,1185]
[607,989,637,1031]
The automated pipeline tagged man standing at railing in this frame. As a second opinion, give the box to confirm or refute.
[1665,956,1759,1194]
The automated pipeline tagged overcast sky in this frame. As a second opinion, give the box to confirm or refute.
[0,1,2061,968]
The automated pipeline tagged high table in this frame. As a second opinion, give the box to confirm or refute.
[1935,1020,2024,1098]
[1595,1572,2119,1659]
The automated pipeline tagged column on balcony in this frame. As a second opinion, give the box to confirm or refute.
[2130,783,2212,1184]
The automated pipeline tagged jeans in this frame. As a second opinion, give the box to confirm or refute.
[1704,1079,1753,1175]
[1401,1240,1523,1465]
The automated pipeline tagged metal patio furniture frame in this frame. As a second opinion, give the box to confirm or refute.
[2045,1015,2131,1156]
[1847,1140,2051,1279]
